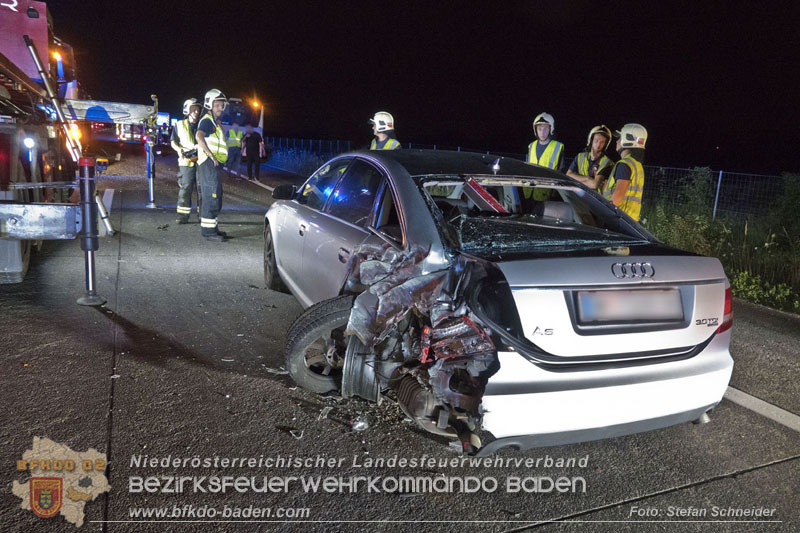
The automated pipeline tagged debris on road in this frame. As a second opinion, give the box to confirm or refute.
[317,406,333,421]
[350,415,369,432]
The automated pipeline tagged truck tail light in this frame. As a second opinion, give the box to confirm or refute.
[716,287,733,334]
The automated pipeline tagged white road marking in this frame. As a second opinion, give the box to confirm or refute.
[224,167,274,191]
[99,189,115,236]
[725,386,800,432]
[102,189,115,211]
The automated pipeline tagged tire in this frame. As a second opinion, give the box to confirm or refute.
[285,295,355,394]
[263,224,288,292]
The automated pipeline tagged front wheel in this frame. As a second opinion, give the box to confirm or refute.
[263,224,288,292]
[285,295,354,393]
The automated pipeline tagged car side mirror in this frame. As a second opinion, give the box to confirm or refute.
[272,184,296,200]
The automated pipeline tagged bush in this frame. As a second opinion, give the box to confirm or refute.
[642,171,800,314]
[730,270,800,312]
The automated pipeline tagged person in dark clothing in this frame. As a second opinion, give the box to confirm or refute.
[242,125,263,181]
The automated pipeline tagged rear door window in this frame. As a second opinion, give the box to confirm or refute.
[325,159,384,226]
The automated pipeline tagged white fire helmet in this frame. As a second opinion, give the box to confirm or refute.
[532,112,555,134]
[616,123,648,149]
[203,89,227,110]
[182,98,200,116]
[369,111,394,132]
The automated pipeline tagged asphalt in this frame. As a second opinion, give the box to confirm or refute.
[1,151,798,532]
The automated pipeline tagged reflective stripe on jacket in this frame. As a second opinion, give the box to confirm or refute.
[227,128,242,148]
[370,138,401,150]
[175,119,197,167]
[198,114,228,165]
[603,155,644,221]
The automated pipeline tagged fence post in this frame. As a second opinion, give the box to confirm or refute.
[712,169,723,219]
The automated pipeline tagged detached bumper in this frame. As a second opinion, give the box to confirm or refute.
[479,331,733,453]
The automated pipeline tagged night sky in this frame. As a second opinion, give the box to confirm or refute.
[46,0,799,173]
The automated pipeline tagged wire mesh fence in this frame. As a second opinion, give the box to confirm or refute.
[262,136,797,221]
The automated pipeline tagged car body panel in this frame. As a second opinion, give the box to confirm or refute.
[300,208,370,305]
[481,330,733,439]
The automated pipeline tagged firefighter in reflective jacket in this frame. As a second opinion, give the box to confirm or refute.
[567,125,614,192]
[525,112,564,201]
[602,123,647,221]
[369,111,401,150]
[226,123,243,177]
[171,98,202,224]
[195,89,229,242]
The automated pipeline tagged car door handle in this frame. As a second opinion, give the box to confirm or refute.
[299,223,306,236]
[338,247,351,263]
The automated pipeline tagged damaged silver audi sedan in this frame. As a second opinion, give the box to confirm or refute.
[264,150,733,455]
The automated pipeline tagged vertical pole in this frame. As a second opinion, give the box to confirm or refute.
[712,169,723,219]
[145,142,157,208]
[76,157,106,306]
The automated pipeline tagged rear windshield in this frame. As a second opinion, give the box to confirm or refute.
[420,176,650,252]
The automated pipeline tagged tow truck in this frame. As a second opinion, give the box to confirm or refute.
[1,0,158,303]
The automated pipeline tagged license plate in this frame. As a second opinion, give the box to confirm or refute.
[577,289,684,323]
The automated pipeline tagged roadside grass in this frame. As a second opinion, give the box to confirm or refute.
[642,170,800,313]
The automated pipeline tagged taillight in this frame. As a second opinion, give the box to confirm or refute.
[716,287,733,333]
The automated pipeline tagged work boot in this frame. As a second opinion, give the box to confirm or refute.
[217,230,228,237]
[176,215,189,224]
[204,233,226,242]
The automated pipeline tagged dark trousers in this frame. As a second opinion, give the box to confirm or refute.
[227,147,241,174]
[176,165,199,216]
[246,154,260,180]
[198,159,223,235]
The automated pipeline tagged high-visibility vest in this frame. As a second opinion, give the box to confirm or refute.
[370,138,401,150]
[197,114,228,165]
[227,128,242,148]
[175,119,197,167]
[525,139,564,200]
[603,155,645,221]
[575,152,613,192]
[526,139,564,169]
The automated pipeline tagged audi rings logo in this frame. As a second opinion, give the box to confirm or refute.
[611,262,655,279]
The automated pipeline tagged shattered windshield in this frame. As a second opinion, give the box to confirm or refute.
[420,175,649,252]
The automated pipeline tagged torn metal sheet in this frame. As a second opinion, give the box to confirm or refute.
[345,243,451,348]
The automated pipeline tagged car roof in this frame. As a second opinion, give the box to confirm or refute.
[350,149,567,180]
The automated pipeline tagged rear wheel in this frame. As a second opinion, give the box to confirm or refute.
[263,224,288,292]
[285,295,354,393]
